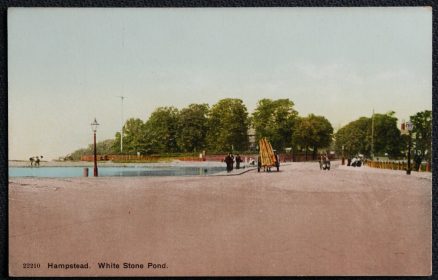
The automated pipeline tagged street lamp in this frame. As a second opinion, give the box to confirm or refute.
[91,118,99,177]
[406,121,413,175]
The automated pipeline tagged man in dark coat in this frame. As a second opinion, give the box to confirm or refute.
[235,154,242,169]
[257,155,262,172]
[224,153,234,172]
[274,150,280,171]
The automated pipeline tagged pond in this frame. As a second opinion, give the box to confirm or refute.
[9,166,225,178]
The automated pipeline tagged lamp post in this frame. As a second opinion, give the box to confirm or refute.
[91,118,99,177]
[406,121,413,175]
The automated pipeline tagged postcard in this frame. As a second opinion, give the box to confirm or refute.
[8,7,432,276]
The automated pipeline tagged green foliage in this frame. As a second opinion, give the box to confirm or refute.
[373,112,403,157]
[410,110,432,164]
[112,118,146,155]
[335,117,371,157]
[334,112,403,158]
[176,103,209,152]
[123,118,146,154]
[206,98,249,152]
[66,97,430,162]
[69,139,116,160]
[143,107,179,154]
[252,98,298,151]
[112,132,121,154]
[293,114,333,159]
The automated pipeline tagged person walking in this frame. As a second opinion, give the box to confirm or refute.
[274,150,280,172]
[230,154,234,171]
[324,154,330,170]
[319,155,323,170]
[235,154,242,169]
[35,156,40,167]
[257,155,262,172]
[29,157,34,167]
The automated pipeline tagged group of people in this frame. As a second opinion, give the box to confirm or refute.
[29,156,43,167]
[224,151,282,173]
[347,157,362,167]
[224,153,243,172]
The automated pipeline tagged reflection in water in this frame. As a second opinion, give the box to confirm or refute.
[9,166,225,178]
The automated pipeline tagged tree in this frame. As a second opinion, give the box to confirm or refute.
[372,112,403,158]
[206,98,249,152]
[410,110,432,168]
[252,98,298,151]
[334,112,403,159]
[112,132,122,154]
[121,118,146,154]
[176,103,209,152]
[334,117,371,158]
[293,114,333,160]
[143,107,179,154]
[69,139,117,160]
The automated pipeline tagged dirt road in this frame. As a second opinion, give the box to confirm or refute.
[8,161,431,276]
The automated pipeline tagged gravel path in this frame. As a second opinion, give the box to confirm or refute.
[9,161,431,276]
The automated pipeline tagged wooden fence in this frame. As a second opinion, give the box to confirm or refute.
[365,160,431,172]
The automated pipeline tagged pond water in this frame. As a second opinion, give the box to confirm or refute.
[9,166,225,178]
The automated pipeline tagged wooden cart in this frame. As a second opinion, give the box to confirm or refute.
[258,137,279,172]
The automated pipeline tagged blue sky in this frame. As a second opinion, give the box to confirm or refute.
[8,7,432,160]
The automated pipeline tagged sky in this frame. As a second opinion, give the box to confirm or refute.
[8,7,432,160]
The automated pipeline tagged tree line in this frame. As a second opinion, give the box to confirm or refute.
[68,98,431,166]
[114,98,337,157]
[70,98,332,159]
[334,110,431,167]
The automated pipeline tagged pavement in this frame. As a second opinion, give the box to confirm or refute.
[211,165,258,176]
[338,163,432,179]
[8,161,431,276]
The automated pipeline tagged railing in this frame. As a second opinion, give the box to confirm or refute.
[365,160,431,172]
[81,155,161,161]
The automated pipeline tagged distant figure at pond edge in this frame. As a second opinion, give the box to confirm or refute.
[224,153,234,172]
[35,156,43,167]
[235,154,242,169]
